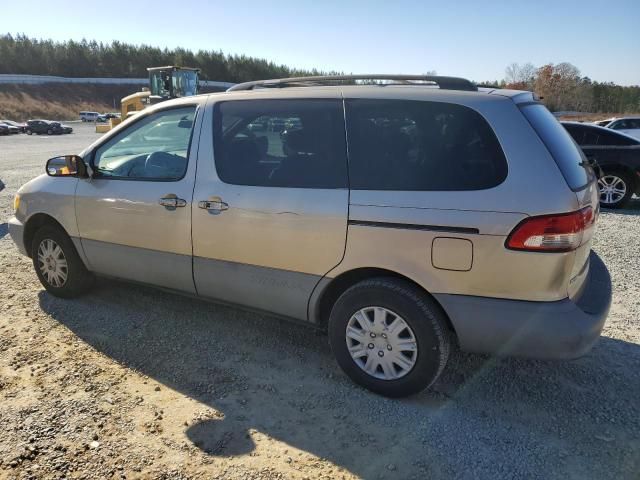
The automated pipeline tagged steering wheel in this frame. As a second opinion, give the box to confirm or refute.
[242,128,258,142]
[144,151,172,177]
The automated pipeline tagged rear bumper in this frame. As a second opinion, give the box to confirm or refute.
[434,251,611,359]
[8,216,27,256]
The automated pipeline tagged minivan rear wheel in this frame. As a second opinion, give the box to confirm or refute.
[328,278,450,397]
[598,171,633,208]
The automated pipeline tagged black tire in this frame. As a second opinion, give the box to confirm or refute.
[31,225,94,298]
[598,170,634,209]
[26,129,32,135]
[46,128,53,135]
[328,277,450,398]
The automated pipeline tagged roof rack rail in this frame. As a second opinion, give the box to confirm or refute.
[227,74,477,92]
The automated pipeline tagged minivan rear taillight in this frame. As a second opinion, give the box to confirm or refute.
[506,206,595,252]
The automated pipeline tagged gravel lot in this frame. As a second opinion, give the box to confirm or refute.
[1,123,639,479]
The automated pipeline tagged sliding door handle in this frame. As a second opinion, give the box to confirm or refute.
[198,197,228,213]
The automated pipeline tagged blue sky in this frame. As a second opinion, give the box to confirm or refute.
[2,0,639,85]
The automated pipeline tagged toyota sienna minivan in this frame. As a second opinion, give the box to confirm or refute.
[9,75,612,397]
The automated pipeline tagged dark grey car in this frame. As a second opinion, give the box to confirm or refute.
[563,121,640,208]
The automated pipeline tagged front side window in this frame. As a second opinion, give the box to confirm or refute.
[345,99,508,191]
[93,106,197,180]
[213,99,347,188]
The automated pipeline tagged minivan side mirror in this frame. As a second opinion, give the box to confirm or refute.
[46,155,88,178]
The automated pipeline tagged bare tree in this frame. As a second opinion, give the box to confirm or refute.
[505,62,536,89]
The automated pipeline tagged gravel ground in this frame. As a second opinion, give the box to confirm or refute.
[0,124,639,479]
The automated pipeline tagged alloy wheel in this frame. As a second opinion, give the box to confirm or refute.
[598,175,627,206]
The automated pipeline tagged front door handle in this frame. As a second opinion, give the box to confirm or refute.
[198,196,228,213]
[159,194,187,209]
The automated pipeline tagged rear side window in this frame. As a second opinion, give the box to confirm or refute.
[521,104,590,190]
[345,99,507,191]
[213,99,347,188]
[596,128,639,146]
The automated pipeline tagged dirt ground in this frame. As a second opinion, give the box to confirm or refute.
[0,124,639,479]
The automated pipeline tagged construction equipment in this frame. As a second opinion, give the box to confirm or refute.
[96,66,200,133]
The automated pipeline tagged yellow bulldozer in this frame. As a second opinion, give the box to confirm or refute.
[96,66,200,133]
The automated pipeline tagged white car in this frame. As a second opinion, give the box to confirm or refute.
[79,111,101,122]
[593,117,616,127]
[605,117,640,140]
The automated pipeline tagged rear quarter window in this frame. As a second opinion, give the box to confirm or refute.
[521,104,590,191]
[345,99,507,191]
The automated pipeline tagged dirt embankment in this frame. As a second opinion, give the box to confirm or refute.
[0,83,224,122]
[0,84,140,121]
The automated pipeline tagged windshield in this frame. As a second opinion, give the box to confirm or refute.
[149,69,198,98]
[172,70,198,97]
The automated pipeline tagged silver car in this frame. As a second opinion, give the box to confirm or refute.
[9,75,612,397]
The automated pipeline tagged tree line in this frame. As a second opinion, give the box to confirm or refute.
[498,62,640,113]
[0,34,328,83]
[1,35,638,113]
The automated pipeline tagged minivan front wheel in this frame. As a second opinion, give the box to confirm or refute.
[598,172,633,208]
[329,278,450,397]
[31,226,94,298]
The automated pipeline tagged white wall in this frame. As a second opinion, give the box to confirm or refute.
[0,74,234,88]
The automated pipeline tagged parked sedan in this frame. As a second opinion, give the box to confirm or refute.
[25,120,66,135]
[1,120,27,133]
[562,121,640,208]
[51,122,73,134]
[0,122,20,134]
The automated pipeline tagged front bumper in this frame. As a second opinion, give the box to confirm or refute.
[434,251,612,359]
[8,216,27,256]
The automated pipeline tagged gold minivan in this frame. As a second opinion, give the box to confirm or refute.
[9,75,612,397]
